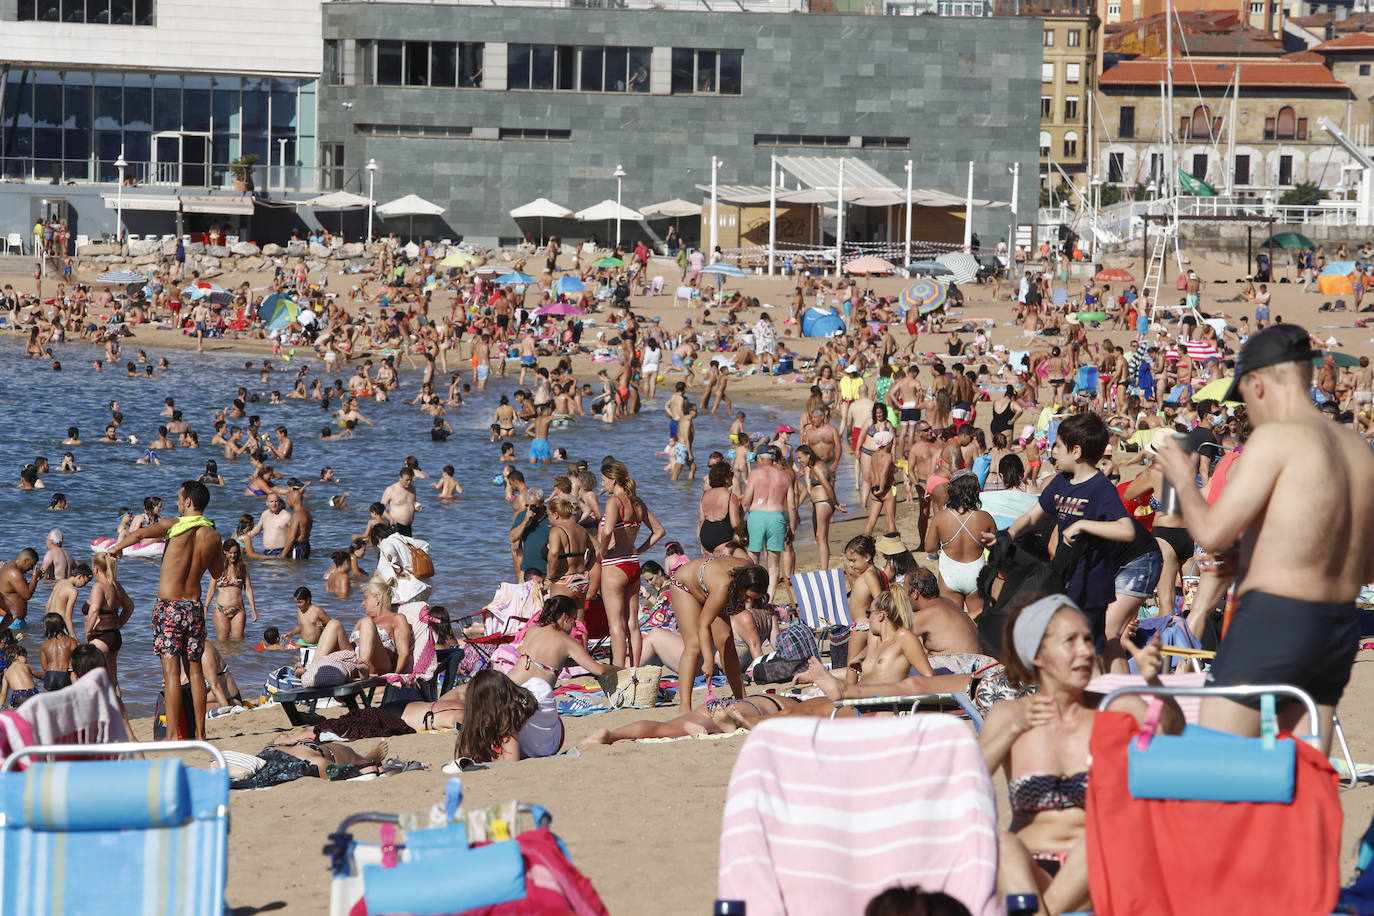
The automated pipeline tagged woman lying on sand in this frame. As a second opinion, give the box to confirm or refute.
[445,668,564,766]
[580,692,804,745]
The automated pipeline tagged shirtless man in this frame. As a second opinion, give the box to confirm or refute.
[1155,324,1374,754]
[40,528,73,581]
[472,334,491,390]
[381,467,419,536]
[1316,354,1338,404]
[844,389,877,495]
[166,411,191,436]
[281,485,313,559]
[802,407,843,478]
[906,568,985,656]
[905,422,942,542]
[0,548,42,626]
[110,480,224,741]
[741,446,795,601]
[709,361,732,416]
[249,494,292,557]
[44,562,91,636]
[678,402,699,479]
[271,426,293,461]
[887,367,925,456]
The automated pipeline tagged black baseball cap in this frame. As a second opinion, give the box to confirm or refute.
[1221,324,1318,402]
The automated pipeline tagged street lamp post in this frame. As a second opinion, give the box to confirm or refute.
[1090,177,1103,262]
[613,163,626,250]
[366,158,378,246]
[115,148,127,252]
[709,156,720,255]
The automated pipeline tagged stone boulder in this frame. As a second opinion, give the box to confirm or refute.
[237,256,265,273]
[200,267,222,279]
[230,241,260,257]
[98,254,126,263]
[127,239,160,257]
[207,245,230,259]
[341,242,365,259]
[309,241,332,259]
[285,241,308,257]
[306,259,327,272]
[262,243,284,257]
[132,253,161,267]
[79,243,119,256]
[199,256,220,269]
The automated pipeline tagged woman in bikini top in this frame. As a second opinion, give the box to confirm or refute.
[665,556,769,715]
[508,596,617,689]
[597,460,666,669]
[206,538,258,640]
[545,497,595,603]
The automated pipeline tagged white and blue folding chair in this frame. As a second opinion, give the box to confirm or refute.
[0,740,229,916]
[789,567,850,631]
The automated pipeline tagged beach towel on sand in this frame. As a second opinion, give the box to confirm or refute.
[1086,710,1341,916]
[718,716,998,916]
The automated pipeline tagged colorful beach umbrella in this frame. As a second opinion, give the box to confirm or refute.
[536,301,587,316]
[256,293,300,332]
[593,257,624,269]
[554,276,586,295]
[496,271,535,286]
[901,278,948,315]
[843,255,896,275]
[1094,267,1136,283]
[473,265,514,277]
[97,269,147,285]
[701,263,747,277]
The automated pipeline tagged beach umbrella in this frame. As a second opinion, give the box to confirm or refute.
[905,260,953,278]
[593,257,624,269]
[935,251,980,284]
[639,199,701,218]
[256,293,300,332]
[473,265,514,277]
[901,278,948,315]
[702,263,747,277]
[1194,376,1239,404]
[844,255,896,275]
[97,268,147,285]
[536,301,587,316]
[1094,267,1136,283]
[802,306,845,337]
[554,276,585,295]
[1263,232,1315,250]
[304,190,373,236]
[496,271,535,286]
[441,251,476,268]
[510,197,575,243]
[1317,352,1361,368]
[182,281,233,305]
[376,193,446,243]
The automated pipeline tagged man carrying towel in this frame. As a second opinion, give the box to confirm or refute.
[111,480,224,741]
[1155,324,1374,754]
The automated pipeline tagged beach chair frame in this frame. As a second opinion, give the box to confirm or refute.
[1095,683,1324,749]
[830,692,984,730]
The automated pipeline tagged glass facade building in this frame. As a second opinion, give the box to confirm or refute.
[0,70,317,189]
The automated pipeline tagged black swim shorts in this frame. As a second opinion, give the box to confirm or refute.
[1206,591,1358,708]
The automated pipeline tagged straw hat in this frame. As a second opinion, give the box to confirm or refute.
[876,533,908,556]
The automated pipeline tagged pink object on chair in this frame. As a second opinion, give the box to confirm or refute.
[718,716,998,916]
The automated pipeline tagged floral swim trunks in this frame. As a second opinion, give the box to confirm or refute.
[152,597,207,661]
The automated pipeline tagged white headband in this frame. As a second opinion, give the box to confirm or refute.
[1012,594,1082,670]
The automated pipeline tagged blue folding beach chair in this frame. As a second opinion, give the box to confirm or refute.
[790,567,854,668]
[0,740,230,916]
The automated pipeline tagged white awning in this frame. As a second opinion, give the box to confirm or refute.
[377,194,446,218]
[180,195,255,215]
[102,194,179,212]
[775,156,901,193]
[303,190,374,209]
[574,199,644,222]
[510,197,574,219]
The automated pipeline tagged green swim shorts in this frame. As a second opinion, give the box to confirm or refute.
[747,509,787,552]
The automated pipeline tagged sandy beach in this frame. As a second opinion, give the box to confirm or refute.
[4,246,1374,913]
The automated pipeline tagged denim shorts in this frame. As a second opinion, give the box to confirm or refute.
[1114,549,1163,599]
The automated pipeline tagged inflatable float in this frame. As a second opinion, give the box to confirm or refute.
[90,536,164,558]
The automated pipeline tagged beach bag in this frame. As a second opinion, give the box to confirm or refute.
[751,655,807,684]
[775,622,821,661]
[409,542,436,579]
[827,625,853,669]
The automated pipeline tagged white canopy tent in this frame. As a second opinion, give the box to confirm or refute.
[575,199,644,248]
[640,199,701,218]
[510,197,576,244]
[376,194,446,242]
[303,190,375,236]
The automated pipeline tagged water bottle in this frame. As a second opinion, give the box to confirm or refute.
[712,901,746,915]
[1154,431,1191,516]
[1006,893,1039,916]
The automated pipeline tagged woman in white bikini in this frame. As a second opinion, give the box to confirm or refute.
[206,538,258,640]
[924,471,996,618]
[300,576,411,683]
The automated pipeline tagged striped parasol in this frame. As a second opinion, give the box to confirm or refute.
[901,278,948,315]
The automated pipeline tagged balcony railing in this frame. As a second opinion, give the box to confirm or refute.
[0,157,330,194]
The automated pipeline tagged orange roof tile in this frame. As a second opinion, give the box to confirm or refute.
[1313,32,1374,50]
[1100,58,1348,89]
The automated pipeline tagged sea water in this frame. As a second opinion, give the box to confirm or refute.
[0,339,833,714]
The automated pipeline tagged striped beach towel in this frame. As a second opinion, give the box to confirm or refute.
[718,716,998,916]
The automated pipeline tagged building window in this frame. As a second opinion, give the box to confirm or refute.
[356,123,474,139]
[1065,63,1081,83]
[498,127,572,141]
[373,41,482,89]
[1234,154,1250,186]
[1119,105,1135,138]
[578,46,652,93]
[860,136,910,149]
[670,48,743,95]
[1192,153,1208,181]
[1067,29,1081,46]
[1063,130,1079,157]
[1044,29,1054,46]
[1041,96,1053,118]
[1150,153,1164,183]
[1250,1,1262,12]
[755,134,852,148]
[1039,131,1051,158]
[15,0,153,24]
[1041,62,1054,83]
[324,41,342,87]
[1268,106,1300,140]
[1107,3,1120,15]
[1279,154,1294,185]
[1064,96,1079,120]
[322,143,345,191]
[1362,64,1372,76]
[1108,151,1124,183]
[506,44,575,91]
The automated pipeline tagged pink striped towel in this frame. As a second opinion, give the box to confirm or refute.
[1086,671,1209,723]
[718,716,998,916]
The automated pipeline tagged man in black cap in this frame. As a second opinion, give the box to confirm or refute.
[1155,323,1374,753]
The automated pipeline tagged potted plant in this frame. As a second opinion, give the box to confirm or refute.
[230,154,259,191]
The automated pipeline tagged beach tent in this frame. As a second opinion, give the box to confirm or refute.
[1318,261,1357,296]
[802,306,845,337]
[257,294,300,332]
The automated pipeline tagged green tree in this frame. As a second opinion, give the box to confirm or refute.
[1039,181,1074,208]
[1277,181,1327,206]
[1099,184,1124,207]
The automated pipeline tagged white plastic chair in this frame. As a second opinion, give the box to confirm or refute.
[650,275,665,295]
[674,285,695,306]
[74,234,90,251]
[4,233,22,255]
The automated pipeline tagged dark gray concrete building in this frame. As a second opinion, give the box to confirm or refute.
[317,4,1042,248]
